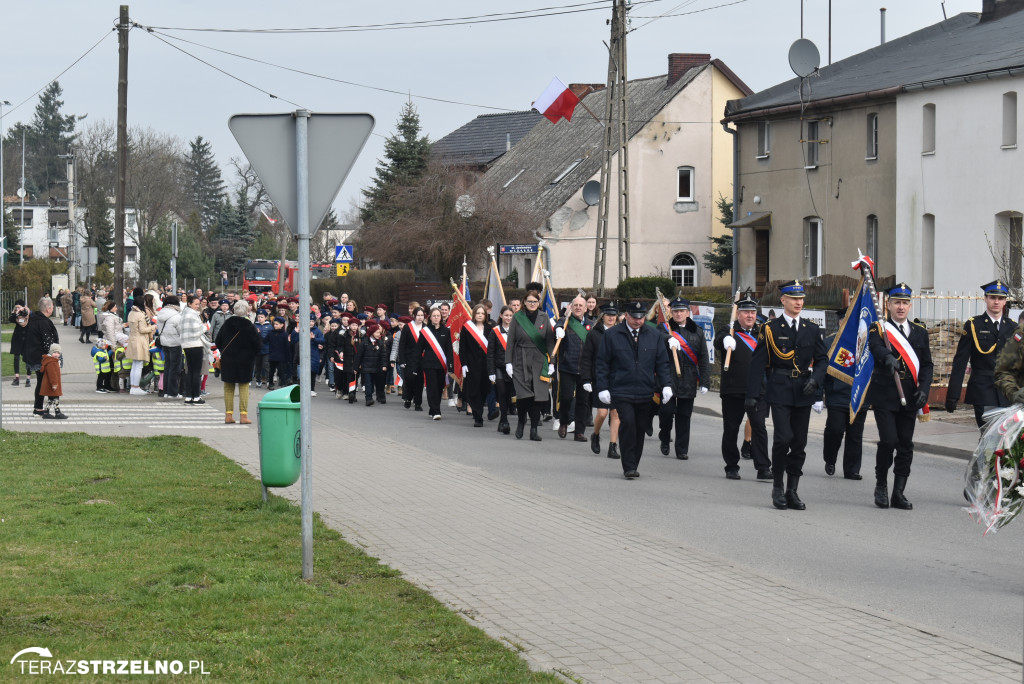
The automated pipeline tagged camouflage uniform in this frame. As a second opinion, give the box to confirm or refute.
[994,324,1024,404]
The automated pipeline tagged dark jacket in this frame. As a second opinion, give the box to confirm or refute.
[579,319,607,385]
[340,330,362,373]
[556,315,591,375]
[459,323,489,376]
[947,313,1014,407]
[254,320,273,355]
[661,317,710,398]
[595,321,673,403]
[868,318,933,411]
[323,327,345,366]
[746,316,827,407]
[8,309,29,356]
[267,328,293,364]
[397,323,422,367]
[486,324,510,379]
[357,335,388,374]
[215,315,263,384]
[714,321,763,397]
[412,323,454,373]
[24,310,60,368]
[822,334,851,409]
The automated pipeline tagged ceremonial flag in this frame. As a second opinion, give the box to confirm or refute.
[447,280,473,386]
[533,77,579,124]
[827,256,880,423]
[542,271,559,323]
[486,254,506,307]
[461,258,471,302]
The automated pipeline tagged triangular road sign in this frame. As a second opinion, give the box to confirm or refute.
[229,112,374,236]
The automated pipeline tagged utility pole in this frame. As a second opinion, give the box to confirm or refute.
[114,5,129,308]
[61,153,77,286]
[592,0,631,294]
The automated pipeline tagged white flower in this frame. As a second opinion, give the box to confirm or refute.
[1016,484,1024,498]
[1000,467,1017,482]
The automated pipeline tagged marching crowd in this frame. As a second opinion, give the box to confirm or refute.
[11,275,1024,512]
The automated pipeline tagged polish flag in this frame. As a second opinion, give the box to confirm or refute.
[533,77,579,124]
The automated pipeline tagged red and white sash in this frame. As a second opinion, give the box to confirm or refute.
[462,322,488,350]
[406,322,421,343]
[885,322,920,385]
[422,326,447,367]
[493,325,508,350]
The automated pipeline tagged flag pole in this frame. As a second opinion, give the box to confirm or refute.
[857,250,907,407]
[723,289,740,371]
[654,287,682,376]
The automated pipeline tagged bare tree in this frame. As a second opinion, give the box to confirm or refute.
[230,157,270,224]
[124,126,187,247]
[986,215,1024,301]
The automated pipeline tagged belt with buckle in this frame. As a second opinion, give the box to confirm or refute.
[772,368,807,378]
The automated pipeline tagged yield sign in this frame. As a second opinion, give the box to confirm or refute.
[228,112,374,236]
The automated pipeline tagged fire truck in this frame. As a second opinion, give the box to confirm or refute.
[243,260,340,295]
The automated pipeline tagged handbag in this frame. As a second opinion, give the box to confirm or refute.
[212,331,240,370]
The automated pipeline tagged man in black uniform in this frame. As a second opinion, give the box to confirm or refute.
[945,280,1014,426]
[745,281,827,510]
[658,297,711,460]
[715,295,773,480]
[869,283,933,510]
[595,301,673,479]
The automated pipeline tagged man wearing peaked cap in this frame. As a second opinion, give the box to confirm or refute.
[948,280,1015,427]
[657,297,710,460]
[868,282,933,510]
[746,279,827,510]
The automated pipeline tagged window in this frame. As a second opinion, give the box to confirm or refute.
[671,253,697,287]
[125,246,138,263]
[804,217,823,277]
[756,121,770,158]
[998,211,1024,287]
[1003,92,1017,148]
[47,227,59,242]
[922,214,935,289]
[805,120,819,168]
[866,215,879,266]
[551,159,582,185]
[866,113,879,160]
[922,103,936,154]
[676,166,694,202]
[11,209,32,227]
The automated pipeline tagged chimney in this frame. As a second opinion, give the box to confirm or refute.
[880,8,886,44]
[981,0,1024,22]
[667,53,711,86]
[568,83,604,100]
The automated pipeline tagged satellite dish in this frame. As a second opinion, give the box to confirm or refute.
[788,38,820,78]
[582,180,601,206]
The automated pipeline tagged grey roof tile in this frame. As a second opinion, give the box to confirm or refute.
[432,110,543,167]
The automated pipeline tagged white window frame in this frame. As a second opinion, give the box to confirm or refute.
[866,113,878,160]
[805,120,819,168]
[671,252,697,287]
[676,166,695,202]
[756,121,770,158]
[866,215,879,267]
[804,217,823,277]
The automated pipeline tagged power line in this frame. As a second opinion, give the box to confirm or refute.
[630,0,751,26]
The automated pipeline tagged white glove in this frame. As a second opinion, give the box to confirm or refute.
[583,383,593,393]
[488,374,496,383]
[668,337,681,351]
[542,269,550,279]
[722,335,736,351]
[505,363,513,377]
[662,386,673,402]
[555,327,565,340]
[462,366,469,378]
[548,363,555,375]
[598,390,611,404]
[699,386,708,395]
[813,400,824,414]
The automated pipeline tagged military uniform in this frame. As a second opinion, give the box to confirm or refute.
[868,284,933,510]
[658,297,711,460]
[746,281,827,509]
[994,325,1024,404]
[946,281,1014,426]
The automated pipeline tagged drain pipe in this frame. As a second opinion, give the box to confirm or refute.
[722,120,739,294]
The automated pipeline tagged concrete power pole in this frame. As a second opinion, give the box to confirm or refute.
[62,154,77,286]
[114,5,129,306]
[592,0,631,294]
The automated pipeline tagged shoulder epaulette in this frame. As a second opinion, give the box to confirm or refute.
[911,320,927,330]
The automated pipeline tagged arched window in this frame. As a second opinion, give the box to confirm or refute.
[671,253,697,287]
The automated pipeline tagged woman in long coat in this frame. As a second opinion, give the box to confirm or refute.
[79,293,97,344]
[126,296,156,395]
[215,300,263,424]
[505,282,556,441]
[459,304,490,427]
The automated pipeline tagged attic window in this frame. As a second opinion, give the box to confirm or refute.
[550,159,583,185]
[503,168,525,189]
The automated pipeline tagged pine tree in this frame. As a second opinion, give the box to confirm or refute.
[185,135,225,232]
[81,182,114,265]
[360,101,431,224]
[5,82,82,197]
[703,193,734,277]
[210,188,257,275]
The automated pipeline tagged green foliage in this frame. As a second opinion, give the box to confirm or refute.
[615,276,676,300]
[310,269,415,310]
[1,209,18,268]
[703,193,734,277]
[185,135,226,233]
[248,227,296,261]
[94,262,113,287]
[1,259,68,304]
[4,81,82,197]
[360,102,431,225]
[139,219,214,286]
[210,189,257,276]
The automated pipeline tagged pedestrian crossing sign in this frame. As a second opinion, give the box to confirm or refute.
[335,245,353,263]
[336,263,350,277]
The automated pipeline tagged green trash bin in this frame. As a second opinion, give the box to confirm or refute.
[257,385,302,487]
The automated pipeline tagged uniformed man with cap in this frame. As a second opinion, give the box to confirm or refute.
[868,283,933,510]
[946,280,1015,426]
[658,297,710,460]
[745,281,827,509]
[715,295,773,480]
[595,301,673,479]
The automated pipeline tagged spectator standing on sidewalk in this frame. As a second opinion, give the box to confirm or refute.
[79,291,97,344]
[215,300,262,424]
[39,343,67,419]
[97,299,123,344]
[60,289,73,326]
[180,294,209,404]
[25,296,60,417]
[157,295,184,400]
[8,300,30,388]
[126,295,156,395]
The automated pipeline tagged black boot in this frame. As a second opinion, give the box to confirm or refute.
[772,484,788,509]
[891,475,913,510]
[874,479,890,508]
[740,440,752,459]
[529,426,542,442]
[515,418,525,439]
[607,442,620,459]
[785,474,806,510]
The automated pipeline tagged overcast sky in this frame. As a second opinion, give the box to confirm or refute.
[2,0,978,220]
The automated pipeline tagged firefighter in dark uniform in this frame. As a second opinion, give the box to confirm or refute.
[869,283,933,510]
[658,297,711,460]
[945,280,1014,426]
[745,281,827,510]
[715,295,773,480]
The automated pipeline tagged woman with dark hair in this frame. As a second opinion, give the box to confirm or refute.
[97,299,123,344]
[459,304,490,427]
[126,293,156,395]
[398,306,425,410]
[8,300,30,388]
[156,294,184,399]
[412,307,453,420]
[180,294,209,404]
[505,283,556,441]
[486,305,515,434]
[215,300,262,424]
[79,290,96,344]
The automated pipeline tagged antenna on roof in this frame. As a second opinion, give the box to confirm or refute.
[788,38,821,78]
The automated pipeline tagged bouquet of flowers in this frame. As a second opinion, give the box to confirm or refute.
[964,405,1024,533]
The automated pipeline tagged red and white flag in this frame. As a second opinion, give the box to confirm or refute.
[533,77,579,124]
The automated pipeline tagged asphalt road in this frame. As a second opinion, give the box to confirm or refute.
[308,392,1024,657]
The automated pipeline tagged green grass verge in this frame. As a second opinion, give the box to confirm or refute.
[0,431,556,682]
[1,349,14,377]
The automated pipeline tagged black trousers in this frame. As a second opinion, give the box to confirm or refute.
[768,403,812,485]
[873,406,918,483]
[722,394,771,473]
[423,368,445,416]
[494,375,513,423]
[162,346,183,397]
[184,347,204,399]
[613,399,653,474]
[268,361,291,387]
[403,367,424,406]
[557,371,589,434]
[32,366,44,410]
[823,406,867,476]
[658,397,695,456]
